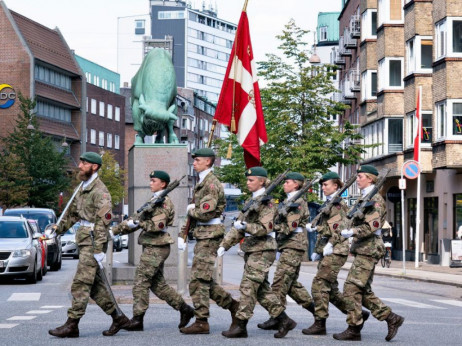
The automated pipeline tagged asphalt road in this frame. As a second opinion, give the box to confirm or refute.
[0,246,461,345]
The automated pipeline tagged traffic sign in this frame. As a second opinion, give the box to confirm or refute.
[341,190,348,198]
[399,178,406,189]
[403,161,420,180]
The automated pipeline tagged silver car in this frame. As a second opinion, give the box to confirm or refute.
[0,216,43,284]
[61,223,79,259]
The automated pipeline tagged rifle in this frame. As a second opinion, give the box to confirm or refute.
[237,169,289,221]
[345,168,390,228]
[311,173,357,228]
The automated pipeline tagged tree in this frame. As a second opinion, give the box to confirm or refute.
[0,94,69,209]
[215,20,367,200]
[98,150,126,207]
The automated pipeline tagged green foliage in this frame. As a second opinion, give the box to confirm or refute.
[0,93,70,209]
[98,150,126,207]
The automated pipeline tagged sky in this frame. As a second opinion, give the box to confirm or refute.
[4,0,341,73]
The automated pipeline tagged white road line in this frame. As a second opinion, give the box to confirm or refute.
[41,306,64,309]
[382,298,446,309]
[0,324,18,329]
[431,299,462,308]
[7,293,41,301]
[7,316,37,321]
[286,297,296,304]
[26,310,53,314]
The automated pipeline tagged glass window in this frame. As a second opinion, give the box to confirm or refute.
[389,60,402,87]
[422,113,432,143]
[90,129,96,144]
[437,102,446,139]
[91,99,97,114]
[107,104,113,120]
[115,135,120,150]
[436,19,447,59]
[115,107,120,121]
[421,40,433,69]
[452,103,462,135]
[99,131,104,146]
[407,198,417,250]
[320,26,328,41]
[453,20,462,53]
[107,133,112,148]
[372,12,377,35]
[388,118,403,153]
[454,194,462,239]
[99,101,105,117]
[371,72,377,96]
[423,197,438,254]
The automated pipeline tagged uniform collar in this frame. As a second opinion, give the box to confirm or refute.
[153,189,165,198]
[287,191,297,200]
[82,172,98,190]
[252,187,266,198]
[326,194,333,201]
[361,184,375,197]
[198,168,213,184]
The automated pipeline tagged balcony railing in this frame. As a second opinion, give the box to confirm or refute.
[350,15,360,38]
[349,69,360,92]
[343,29,357,48]
[331,47,345,65]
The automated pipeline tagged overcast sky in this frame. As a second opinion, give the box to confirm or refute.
[4,0,341,72]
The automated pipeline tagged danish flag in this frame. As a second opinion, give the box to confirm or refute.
[413,87,422,162]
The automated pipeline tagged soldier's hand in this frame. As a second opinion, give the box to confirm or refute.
[233,220,247,230]
[217,246,226,257]
[306,223,317,232]
[94,252,105,264]
[341,229,354,238]
[311,252,321,261]
[323,242,334,256]
[127,219,139,229]
[178,237,186,251]
[186,203,195,213]
[109,229,116,241]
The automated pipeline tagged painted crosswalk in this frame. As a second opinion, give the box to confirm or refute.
[431,299,462,307]
[7,293,41,301]
[1,301,64,330]
[382,298,446,309]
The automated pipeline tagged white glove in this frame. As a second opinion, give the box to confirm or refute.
[94,252,105,264]
[306,223,317,232]
[178,237,186,251]
[109,229,116,240]
[323,242,334,256]
[374,229,382,236]
[186,203,195,212]
[127,219,138,229]
[311,253,321,261]
[341,229,354,238]
[217,246,226,257]
[233,220,247,230]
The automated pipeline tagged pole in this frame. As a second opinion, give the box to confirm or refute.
[415,86,423,268]
[243,0,249,12]
[401,167,406,275]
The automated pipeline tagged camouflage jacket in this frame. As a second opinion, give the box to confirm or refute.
[275,196,309,252]
[114,195,175,246]
[58,177,112,253]
[350,193,386,259]
[221,195,277,253]
[314,199,349,256]
[186,171,226,239]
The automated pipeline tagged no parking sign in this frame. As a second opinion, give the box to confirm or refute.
[403,161,420,180]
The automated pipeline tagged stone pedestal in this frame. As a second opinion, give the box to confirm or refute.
[112,143,188,284]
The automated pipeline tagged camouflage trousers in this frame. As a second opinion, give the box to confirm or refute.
[344,254,392,326]
[190,238,234,319]
[311,254,348,320]
[236,250,285,321]
[132,245,184,317]
[68,245,115,319]
[271,248,312,308]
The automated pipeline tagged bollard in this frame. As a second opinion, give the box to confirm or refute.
[105,238,113,285]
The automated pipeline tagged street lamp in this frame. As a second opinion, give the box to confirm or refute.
[309,32,321,65]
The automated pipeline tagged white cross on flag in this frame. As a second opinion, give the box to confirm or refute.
[214,10,267,169]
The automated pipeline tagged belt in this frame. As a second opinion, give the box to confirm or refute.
[197,218,222,226]
[80,220,95,228]
[293,227,304,233]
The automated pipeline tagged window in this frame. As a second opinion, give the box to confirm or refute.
[36,101,71,122]
[406,36,433,75]
[319,26,328,42]
[452,102,462,136]
[99,131,104,146]
[91,99,97,114]
[99,101,105,117]
[90,129,96,144]
[107,133,112,148]
[135,19,145,35]
[107,104,113,120]
[435,18,462,60]
[361,70,377,101]
[34,65,71,90]
[362,118,403,158]
[361,9,377,41]
[388,118,403,153]
[435,100,462,140]
[407,112,432,147]
[378,0,403,26]
[378,58,404,90]
[453,194,462,239]
[158,10,185,20]
[114,135,120,150]
[436,101,446,139]
[115,107,120,121]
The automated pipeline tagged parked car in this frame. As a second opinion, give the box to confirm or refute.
[62,223,79,259]
[4,208,62,271]
[27,219,48,277]
[0,216,43,283]
[113,234,123,252]
[121,234,129,249]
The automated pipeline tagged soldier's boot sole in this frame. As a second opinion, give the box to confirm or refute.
[179,320,210,334]
[274,316,297,338]
[257,317,279,330]
[302,319,326,335]
[333,325,361,341]
[385,313,404,341]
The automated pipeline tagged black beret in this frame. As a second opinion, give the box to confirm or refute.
[80,152,102,165]
[320,171,340,183]
[357,165,378,176]
[245,166,267,177]
[285,172,305,181]
[192,148,215,158]
[149,170,170,183]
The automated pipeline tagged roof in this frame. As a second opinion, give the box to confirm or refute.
[35,82,80,108]
[10,11,81,75]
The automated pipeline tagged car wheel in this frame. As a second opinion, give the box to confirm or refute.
[57,255,62,270]
[50,254,61,271]
[37,263,43,281]
[27,262,38,284]
[42,257,48,276]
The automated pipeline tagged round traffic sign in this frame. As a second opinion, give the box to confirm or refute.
[403,160,420,179]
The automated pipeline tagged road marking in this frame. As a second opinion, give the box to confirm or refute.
[7,293,41,301]
[0,324,18,329]
[41,306,64,309]
[431,300,462,308]
[26,310,53,314]
[287,297,296,304]
[382,298,446,309]
[7,316,36,321]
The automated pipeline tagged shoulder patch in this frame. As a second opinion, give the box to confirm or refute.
[210,184,215,189]
[269,222,273,230]
[375,203,381,207]
[333,223,339,230]
[203,203,210,210]
[373,221,380,228]
[158,222,165,229]
[337,205,341,210]
[105,212,112,220]
[292,221,298,228]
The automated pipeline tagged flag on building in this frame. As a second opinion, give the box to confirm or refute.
[413,87,422,162]
[213,9,267,169]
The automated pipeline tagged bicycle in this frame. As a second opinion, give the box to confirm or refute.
[381,242,392,268]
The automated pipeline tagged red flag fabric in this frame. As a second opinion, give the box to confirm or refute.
[413,88,421,162]
[214,11,267,169]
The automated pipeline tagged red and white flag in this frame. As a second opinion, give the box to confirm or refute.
[413,87,422,162]
[214,10,267,169]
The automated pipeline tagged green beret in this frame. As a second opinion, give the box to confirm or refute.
[245,166,267,177]
[320,171,340,183]
[285,172,305,182]
[357,165,378,176]
[192,148,215,158]
[149,170,170,183]
[80,152,102,165]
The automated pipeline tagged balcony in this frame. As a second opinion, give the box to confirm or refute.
[344,33,357,48]
[331,47,345,65]
[331,91,351,105]
[342,79,355,99]
[349,15,360,39]
[349,69,360,92]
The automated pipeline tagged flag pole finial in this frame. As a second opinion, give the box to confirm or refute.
[243,0,249,12]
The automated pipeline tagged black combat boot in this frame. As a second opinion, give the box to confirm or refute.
[385,312,404,341]
[222,318,248,338]
[48,317,80,338]
[274,311,297,338]
[360,310,370,331]
[302,318,326,335]
[178,303,194,329]
[257,317,279,330]
[305,301,315,316]
[124,313,144,331]
[228,299,240,328]
[179,318,210,334]
[333,325,361,341]
[102,310,131,336]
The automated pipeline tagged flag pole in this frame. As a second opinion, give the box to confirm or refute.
[243,0,249,11]
[415,85,422,268]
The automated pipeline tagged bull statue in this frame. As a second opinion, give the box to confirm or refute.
[131,48,179,144]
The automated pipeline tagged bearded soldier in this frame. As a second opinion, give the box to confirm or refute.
[112,170,194,331]
[257,172,314,331]
[334,165,404,342]
[49,152,130,338]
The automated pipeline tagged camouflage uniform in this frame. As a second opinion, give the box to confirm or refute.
[114,195,185,317]
[57,176,114,319]
[273,196,312,308]
[311,199,349,320]
[344,193,392,326]
[185,171,234,319]
[221,196,285,321]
